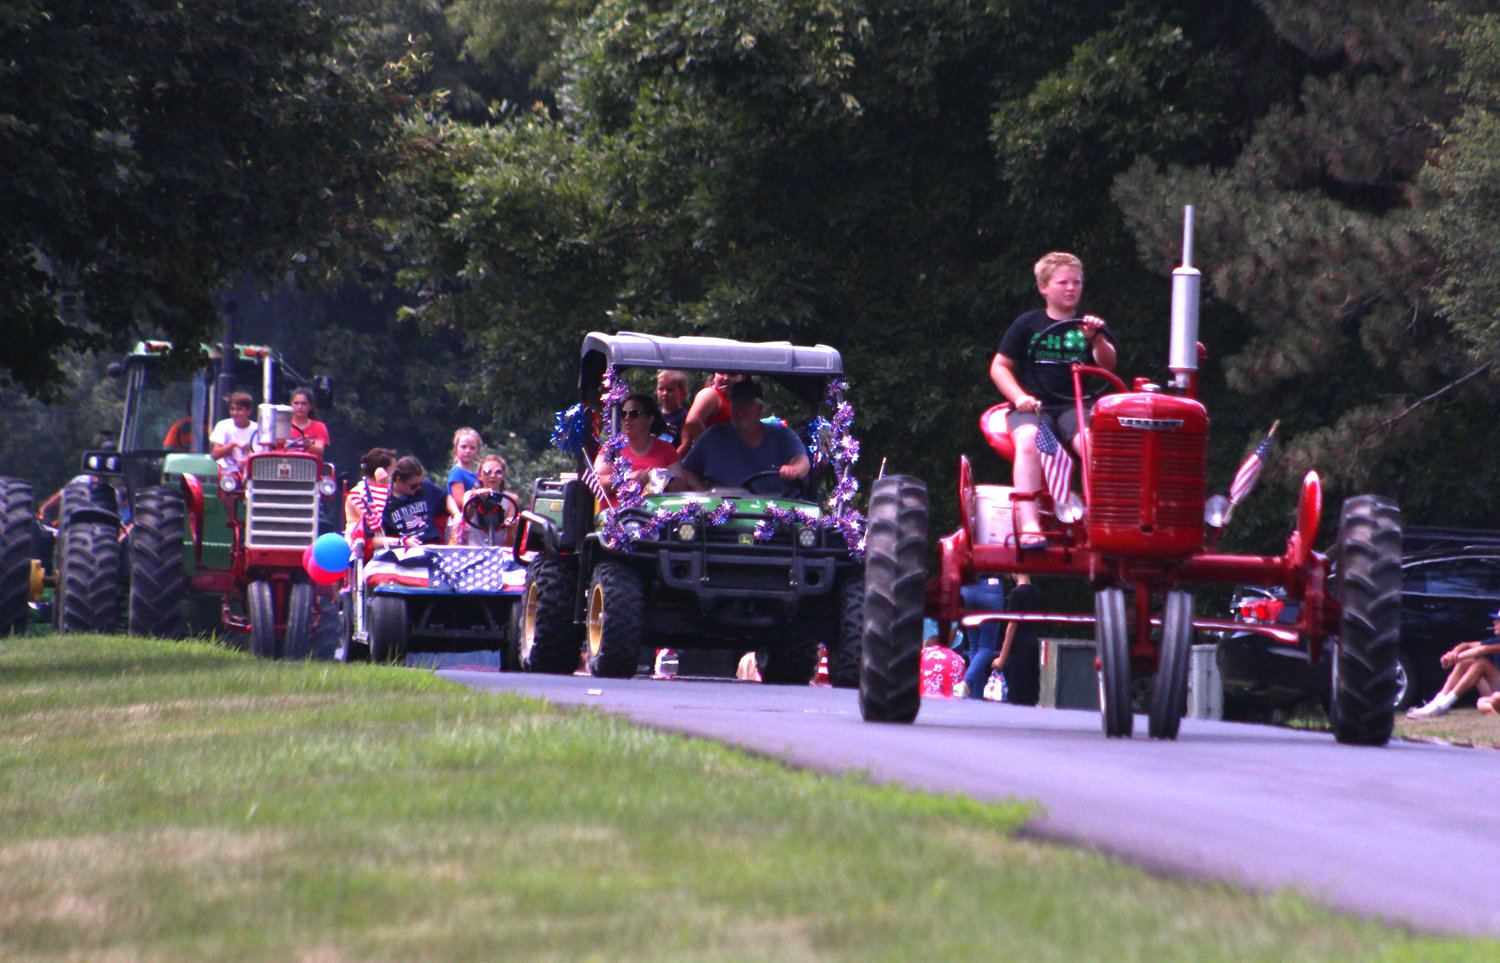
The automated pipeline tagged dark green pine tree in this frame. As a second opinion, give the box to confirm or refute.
[1112,0,1500,543]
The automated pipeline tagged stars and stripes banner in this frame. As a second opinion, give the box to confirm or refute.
[1229,422,1278,506]
[1035,421,1074,507]
[580,459,615,509]
[363,547,526,594]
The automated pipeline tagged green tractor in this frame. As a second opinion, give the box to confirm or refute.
[516,332,867,685]
[0,333,340,657]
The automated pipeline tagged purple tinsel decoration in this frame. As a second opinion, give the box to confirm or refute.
[601,364,630,408]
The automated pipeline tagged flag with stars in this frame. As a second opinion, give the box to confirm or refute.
[429,548,526,594]
[1229,424,1277,506]
[1035,421,1073,507]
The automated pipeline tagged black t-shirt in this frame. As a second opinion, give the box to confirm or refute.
[997,309,1114,407]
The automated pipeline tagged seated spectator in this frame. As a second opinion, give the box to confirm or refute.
[456,455,521,547]
[676,379,809,492]
[209,392,259,473]
[378,456,447,549]
[595,392,681,493]
[1407,609,1500,719]
[288,387,330,456]
[919,635,967,698]
[676,371,743,457]
[656,369,690,445]
[345,447,396,543]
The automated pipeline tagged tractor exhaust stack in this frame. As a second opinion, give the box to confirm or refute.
[1168,205,1201,391]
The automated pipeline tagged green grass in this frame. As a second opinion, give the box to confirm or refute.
[0,636,1485,961]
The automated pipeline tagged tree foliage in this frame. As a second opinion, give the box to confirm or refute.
[0,0,411,399]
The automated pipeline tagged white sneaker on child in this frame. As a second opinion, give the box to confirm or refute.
[1406,701,1450,719]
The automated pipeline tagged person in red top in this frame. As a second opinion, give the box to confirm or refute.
[289,387,331,456]
[595,393,682,492]
[676,371,743,457]
[919,635,967,698]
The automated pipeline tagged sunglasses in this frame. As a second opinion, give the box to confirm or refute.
[621,409,649,419]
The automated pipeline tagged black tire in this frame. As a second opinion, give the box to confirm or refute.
[0,482,37,636]
[828,574,864,689]
[586,560,646,678]
[1147,590,1193,740]
[59,479,117,525]
[859,476,928,723]
[127,486,186,638]
[248,580,277,659]
[369,594,408,664]
[54,521,122,633]
[759,638,820,685]
[521,555,583,674]
[1330,494,1402,746]
[282,582,315,661]
[1095,587,1133,738]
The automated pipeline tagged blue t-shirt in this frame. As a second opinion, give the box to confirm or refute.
[682,422,806,490]
[382,479,447,544]
[447,465,479,496]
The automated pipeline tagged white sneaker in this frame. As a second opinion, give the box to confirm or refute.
[1406,701,1450,719]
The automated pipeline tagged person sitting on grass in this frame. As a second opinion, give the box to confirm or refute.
[1407,609,1500,719]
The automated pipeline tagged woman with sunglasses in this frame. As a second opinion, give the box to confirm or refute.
[594,392,681,492]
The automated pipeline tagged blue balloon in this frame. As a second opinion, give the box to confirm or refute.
[312,531,352,573]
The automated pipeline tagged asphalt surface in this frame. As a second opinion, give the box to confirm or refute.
[440,668,1500,939]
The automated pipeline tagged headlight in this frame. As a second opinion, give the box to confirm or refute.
[1204,494,1230,528]
[318,476,339,497]
[219,473,239,493]
[623,518,644,537]
[796,527,818,548]
[677,521,697,542]
[1055,492,1084,524]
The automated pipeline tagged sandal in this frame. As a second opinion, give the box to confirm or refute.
[1017,532,1048,549]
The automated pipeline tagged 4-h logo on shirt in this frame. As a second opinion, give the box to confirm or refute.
[1030,327,1090,363]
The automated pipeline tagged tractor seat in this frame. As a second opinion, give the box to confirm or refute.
[980,403,1015,463]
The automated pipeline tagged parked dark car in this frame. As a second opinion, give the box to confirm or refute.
[1218,528,1500,718]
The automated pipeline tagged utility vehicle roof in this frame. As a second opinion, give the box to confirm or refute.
[578,332,843,407]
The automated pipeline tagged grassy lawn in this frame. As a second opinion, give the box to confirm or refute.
[0,635,1485,961]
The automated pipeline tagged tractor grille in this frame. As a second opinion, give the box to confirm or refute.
[246,456,320,550]
[1087,428,1206,556]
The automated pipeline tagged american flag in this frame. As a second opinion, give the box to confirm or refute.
[580,460,614,509]
[430,548,524,593]
[1035,421,1074,507]
[1229,424,1278,505]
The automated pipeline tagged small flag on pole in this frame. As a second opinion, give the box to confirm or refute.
[1229,422,1278,506]
[1035,421,1074,507]
[580,459,615,509]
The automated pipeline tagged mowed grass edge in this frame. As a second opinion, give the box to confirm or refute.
[0,635,1480,962]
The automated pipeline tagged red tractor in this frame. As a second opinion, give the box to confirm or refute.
[859,208,1402,744]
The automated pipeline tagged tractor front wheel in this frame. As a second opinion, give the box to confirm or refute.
[1147,590,1193,740]
[248,580,277,659]
[859,476,927,723]
[282,582,315,661]
[1095,587,1133,738]
[1330,495,1402,746]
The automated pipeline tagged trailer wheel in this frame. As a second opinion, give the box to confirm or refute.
[828,574,864,689]
[248,580,277,659]
[55,521,122,634]
[369,595,408,664]
[1095,587,1133,738]
[282,582,315,661]
[586,560,645,678]
[521,555,583,674]
[127,486,186,639]
[0,482,36,636]
[1330,495,1401,746]
[860,476,927,723]
[1148,590,1194,740]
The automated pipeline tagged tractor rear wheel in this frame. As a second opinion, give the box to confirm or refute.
[282,582,315,661]
[1330,495,1401,746]
[521,555,583,674]
[369,594,408,664]
[248,580,277,659]
[55,521,122,633]
[859,476,927,723]
[0,482,36,636]
[1148,590,1194,740]
[1095,587,1133,738]
[127,486,186,638]
[586,560,645,678]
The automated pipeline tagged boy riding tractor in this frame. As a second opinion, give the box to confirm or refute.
[860,208,1402,745]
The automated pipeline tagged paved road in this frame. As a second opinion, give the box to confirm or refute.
[442,670,1500,939]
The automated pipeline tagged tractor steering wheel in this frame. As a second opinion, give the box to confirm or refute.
[1022,317,1115,404]
[740,469,806,499]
